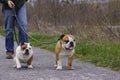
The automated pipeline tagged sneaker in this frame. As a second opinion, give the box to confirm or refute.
[6,52,14,59]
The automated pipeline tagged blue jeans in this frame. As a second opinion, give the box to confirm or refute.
[2,4,28,53]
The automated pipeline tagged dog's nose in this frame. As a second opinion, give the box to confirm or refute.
[25,49,29,55]
[26,49,29,52]
[70,41,74,47]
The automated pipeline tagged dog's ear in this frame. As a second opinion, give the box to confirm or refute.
[58,34,65,41]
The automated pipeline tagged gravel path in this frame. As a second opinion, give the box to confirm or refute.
[0,35,119,80]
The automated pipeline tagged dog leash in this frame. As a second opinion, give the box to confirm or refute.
[12,8,19,45]
[12,8,57,45]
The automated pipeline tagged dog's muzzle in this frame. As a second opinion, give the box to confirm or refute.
[65,41,74,50]
[70,41,74,47]
[24,49,29,55]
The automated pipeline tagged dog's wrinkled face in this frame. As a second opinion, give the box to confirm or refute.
[59,34,76,50]
[20,43,33,56]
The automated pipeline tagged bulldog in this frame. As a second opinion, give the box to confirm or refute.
[13,42,34,69]
[55,34,76,70]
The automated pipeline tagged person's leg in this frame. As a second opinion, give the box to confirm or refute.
[16,3,28,43]
[2,9,15,59]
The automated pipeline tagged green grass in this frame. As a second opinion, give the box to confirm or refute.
[0,28,5,36]
[75,41,120,71]
[28,33,59,52]
[0,28,120,71]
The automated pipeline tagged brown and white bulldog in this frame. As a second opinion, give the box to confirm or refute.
[13,42,34,69]
[55,34,76,70]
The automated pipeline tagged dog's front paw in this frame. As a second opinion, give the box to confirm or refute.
[17,65,21,69]
[28,65,33,69]
[56,66,62,70]
[68,66,74,70]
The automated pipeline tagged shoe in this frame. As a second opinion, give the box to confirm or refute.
[6,52,14,59]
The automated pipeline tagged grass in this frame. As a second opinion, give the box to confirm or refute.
[0,28,5,36]
[0,28,120,71]
[75,41,120,71]
[28,33,58,52]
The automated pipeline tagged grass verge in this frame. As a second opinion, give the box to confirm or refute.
[75,41,120,71]
[0,28,120,71]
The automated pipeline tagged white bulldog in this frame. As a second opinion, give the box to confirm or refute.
[14,42,34,69]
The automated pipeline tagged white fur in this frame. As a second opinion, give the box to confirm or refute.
[14,43,33,69]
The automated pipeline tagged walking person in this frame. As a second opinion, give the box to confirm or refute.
[0,0,28,59]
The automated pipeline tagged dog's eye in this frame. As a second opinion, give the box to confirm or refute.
[29,48,31,50]
[30,43,32,46]
[74,40,75,41]
[65,40,69,43]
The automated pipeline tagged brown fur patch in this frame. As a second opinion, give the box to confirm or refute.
[55,41,61,65]
[62,35,69,42]
[27,55,33,65]
[21,44,27,50]
[61,34,75,44]
[68,55,74,70]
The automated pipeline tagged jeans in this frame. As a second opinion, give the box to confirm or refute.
[2,4,28,53]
